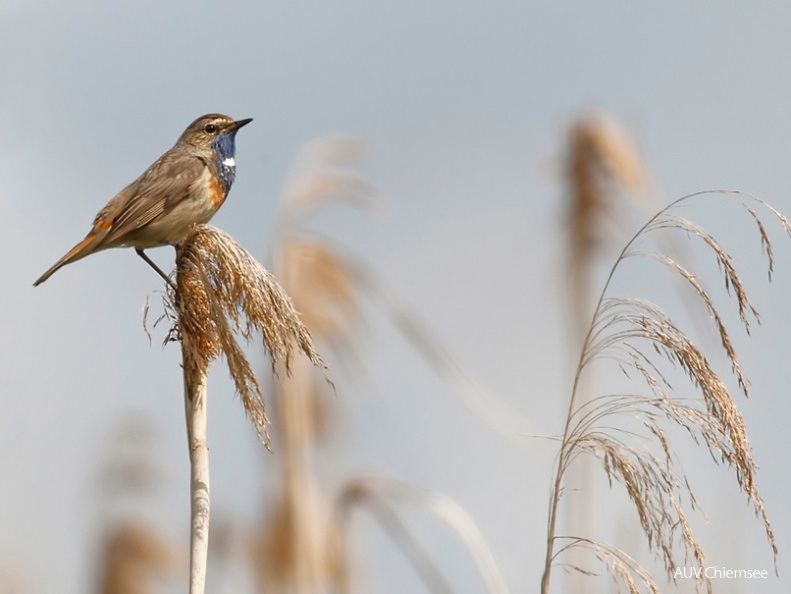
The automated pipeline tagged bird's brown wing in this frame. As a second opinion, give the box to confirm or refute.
[33,150,208,286]
[100,151,207,246]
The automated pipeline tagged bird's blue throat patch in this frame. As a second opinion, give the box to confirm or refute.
[211,132,240,193]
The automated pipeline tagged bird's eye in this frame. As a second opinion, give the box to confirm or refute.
[203,124,218,134]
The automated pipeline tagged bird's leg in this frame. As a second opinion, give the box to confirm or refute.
[135,249,177,291]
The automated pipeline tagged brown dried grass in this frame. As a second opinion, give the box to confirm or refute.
[251,137,367,594]
[542,191,788,594]
[169,224,326,444]
[566,114,650,327]
[278,237,359,345]
[255,137,518,593]
[277,136,374,224]
[98,521,180,594]
[552,537,661,594]
[251,493,347,594]
[337,476,509,594]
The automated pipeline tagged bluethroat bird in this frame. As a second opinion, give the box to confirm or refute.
[33,113,253,287]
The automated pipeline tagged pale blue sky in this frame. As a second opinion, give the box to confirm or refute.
[2,2,790,593]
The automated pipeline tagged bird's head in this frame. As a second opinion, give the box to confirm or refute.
[178,113,253,150]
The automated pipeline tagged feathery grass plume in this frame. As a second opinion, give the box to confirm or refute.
[337,476,510,594]
[275,136,374,232]
[278,236,359,352]
[565,113,650,331]
[255,137,514,593]
[174,224,326,444]
[542,191,788,594]
[551,537,661,594]
[97,521,181,594]
[253,240,356,594]
[562,112,653,592]
[168,224,325,594]
[252,137,367,594]
[250,353,349,594]
[252,487,347,594]
[277,133,534,440]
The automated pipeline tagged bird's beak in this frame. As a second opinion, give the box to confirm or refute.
[231,118,253,131]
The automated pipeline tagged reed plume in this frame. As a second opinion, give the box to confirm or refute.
[252,137,365,594]
[163,224,325,594]
[174,225,325,443]
[337,476,510,594]
[562,113,653,592]
[97,521,180,594]
[566,113,650,332]
[542,191,787,594]
[253,137,514,594]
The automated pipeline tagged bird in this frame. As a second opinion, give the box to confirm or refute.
[33,113,253,287]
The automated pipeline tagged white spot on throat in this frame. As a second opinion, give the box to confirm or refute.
[222,157,236,168]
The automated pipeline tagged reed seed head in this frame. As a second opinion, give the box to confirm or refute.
[172,224,326,444]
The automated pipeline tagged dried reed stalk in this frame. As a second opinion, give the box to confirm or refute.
[347,254,535,442]
[168,224,325,594]
[563,113,651,592]
[337,476,510,594]
[181,337,209,594]
[253,138,364,594]
[566,113,649,333]
[251,356,347,594]
[255,137,512,594]
[542,191,788,594]
[278,136,531,442]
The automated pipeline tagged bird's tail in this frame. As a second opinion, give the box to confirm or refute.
[33,231,104,286]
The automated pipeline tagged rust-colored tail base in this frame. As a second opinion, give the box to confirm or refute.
[33,231,103,286]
